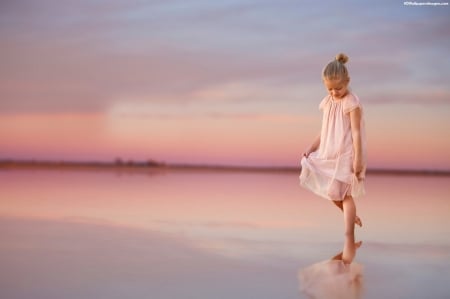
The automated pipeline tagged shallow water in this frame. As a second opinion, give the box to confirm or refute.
[1,168,449,299]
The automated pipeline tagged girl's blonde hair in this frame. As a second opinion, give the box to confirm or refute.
[322,53,350,82]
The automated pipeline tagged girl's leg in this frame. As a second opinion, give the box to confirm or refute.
[342,195,357,263]
[342,234,356,264]
[342,195,356,236]
[332,199,362,227]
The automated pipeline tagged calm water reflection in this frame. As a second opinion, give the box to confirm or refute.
[0,168,449,299]
[299,241,364,299]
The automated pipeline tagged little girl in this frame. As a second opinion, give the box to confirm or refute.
[300,53,366,263]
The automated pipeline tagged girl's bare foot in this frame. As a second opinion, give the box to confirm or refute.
[355,216,362,227]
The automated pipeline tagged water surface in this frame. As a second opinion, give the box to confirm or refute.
[1,168,449,299]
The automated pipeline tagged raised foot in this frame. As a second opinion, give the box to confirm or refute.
[355,216,362,227]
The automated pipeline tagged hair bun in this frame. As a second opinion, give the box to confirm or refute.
[335,53,349,64]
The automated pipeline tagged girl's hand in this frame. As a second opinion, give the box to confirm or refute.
[303,135,320,160]
[303,149,313,158]
[353,157,363,179]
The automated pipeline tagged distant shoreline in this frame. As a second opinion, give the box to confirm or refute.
[1,159,449,176]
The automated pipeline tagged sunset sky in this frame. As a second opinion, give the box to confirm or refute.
[1,0,449,170]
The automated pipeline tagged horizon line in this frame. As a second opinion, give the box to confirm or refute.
[1,159,449,176]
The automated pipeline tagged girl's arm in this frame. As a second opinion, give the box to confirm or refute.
[303,134,320,157]
[350,108,363,177]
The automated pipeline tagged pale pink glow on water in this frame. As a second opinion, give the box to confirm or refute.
[1,169,450,246]
[0,170,314,235]
[361,175,450,244]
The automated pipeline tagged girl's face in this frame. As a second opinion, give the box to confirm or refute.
[323,78,349,99]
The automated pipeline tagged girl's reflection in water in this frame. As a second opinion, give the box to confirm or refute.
[299,241,364,299]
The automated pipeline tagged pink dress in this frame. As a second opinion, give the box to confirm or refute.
[300,93,366,201]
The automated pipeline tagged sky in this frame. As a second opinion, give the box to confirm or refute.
[0,0,449,170]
